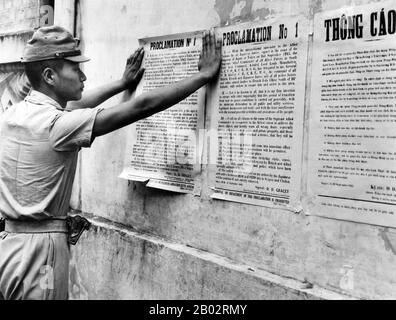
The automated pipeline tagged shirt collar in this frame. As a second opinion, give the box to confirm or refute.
[25,90,64,111]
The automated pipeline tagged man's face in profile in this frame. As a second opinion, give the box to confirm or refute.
[53,60,87,104]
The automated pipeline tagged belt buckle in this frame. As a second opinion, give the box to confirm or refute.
[66,215,91,245]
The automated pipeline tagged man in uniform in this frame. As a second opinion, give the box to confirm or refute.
[0,25,221,300]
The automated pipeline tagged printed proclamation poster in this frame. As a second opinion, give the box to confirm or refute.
[307,1,396,227]
[210,16,309,210]
[120,31,205,193]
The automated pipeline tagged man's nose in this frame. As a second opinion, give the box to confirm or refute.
[80,71,87,82]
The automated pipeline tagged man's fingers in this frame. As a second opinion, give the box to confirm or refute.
[136,68,145,82]
[208,30,212,53]
[209,29,215,52]
[127,52,136,65]
[203,29,216,57]
[216,38,222,58]
[127,47,143,65]
[131,49,140,61]
[135,48,145,66]
[201,31,206,55]
[204,31,210,55]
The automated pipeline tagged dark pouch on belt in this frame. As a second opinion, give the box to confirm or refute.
[0,218,4,232]
[66,215,91,245]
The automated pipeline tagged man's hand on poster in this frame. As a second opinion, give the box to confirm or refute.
[198,29,222,80]
[122,47,145,92]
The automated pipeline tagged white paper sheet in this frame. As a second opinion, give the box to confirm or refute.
[307,1,396,227]
[120,31,205,193]
[210,16,309,210]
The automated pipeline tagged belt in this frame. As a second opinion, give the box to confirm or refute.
[3,215,91,245]
[5,218,68,234]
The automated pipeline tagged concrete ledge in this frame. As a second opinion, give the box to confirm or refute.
[69,216,356,300]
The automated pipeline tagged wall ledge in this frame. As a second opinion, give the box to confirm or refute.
[75,213,358,300]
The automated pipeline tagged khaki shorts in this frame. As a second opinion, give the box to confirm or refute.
[0,231,70,300]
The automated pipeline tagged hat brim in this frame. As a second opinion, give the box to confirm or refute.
[64,54,90,63]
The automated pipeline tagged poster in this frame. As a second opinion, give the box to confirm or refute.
[210,16,309,210]
[120,31,205,194]
[307,1,396,227]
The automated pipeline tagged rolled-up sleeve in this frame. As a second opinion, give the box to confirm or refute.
[49,108,103,152]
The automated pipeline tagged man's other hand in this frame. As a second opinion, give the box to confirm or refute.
[122,47,145,91]
[198,30,222,80]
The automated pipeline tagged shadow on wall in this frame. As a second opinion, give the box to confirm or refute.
[215,0,272,26]
[214,0,328,25]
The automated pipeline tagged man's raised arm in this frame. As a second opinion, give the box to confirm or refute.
[67,48,145,110]
[92,30,222,138]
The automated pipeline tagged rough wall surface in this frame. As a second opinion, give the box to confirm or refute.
[69,216,351,300]
[0,0,39,34]
[0,0,53,63]
[66,0,396,299]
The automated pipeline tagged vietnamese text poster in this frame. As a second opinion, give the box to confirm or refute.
[307,1,396,227]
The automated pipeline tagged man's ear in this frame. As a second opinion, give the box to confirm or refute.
[42,68,56,86]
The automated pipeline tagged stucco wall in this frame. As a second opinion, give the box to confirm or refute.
[67,0,396,299]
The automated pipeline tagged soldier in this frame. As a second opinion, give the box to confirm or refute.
[0,25,221,300]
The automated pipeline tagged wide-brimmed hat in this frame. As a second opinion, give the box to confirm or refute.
[21,25,90,63]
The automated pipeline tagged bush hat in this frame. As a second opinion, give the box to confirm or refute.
[21,25,90,63]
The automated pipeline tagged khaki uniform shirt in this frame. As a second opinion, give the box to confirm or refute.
[0,90,102,220]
